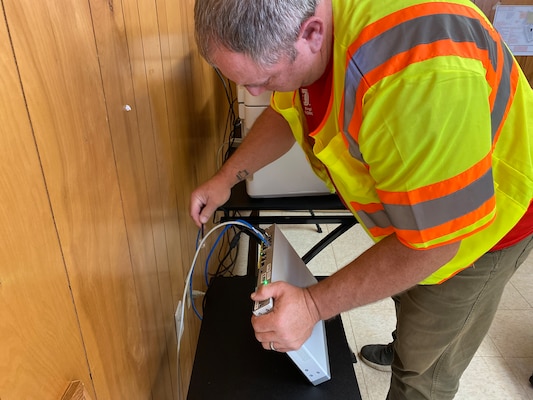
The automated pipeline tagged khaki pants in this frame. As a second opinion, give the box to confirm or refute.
[387,234,533,400]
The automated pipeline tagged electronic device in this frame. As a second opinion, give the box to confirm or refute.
[253,224,331,385]
[237,87,331,198]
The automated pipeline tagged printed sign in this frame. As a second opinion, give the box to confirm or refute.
[493,5,533,56]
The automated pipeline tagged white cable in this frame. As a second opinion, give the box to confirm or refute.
[176,220,268,394]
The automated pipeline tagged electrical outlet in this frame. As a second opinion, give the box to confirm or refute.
[174,300,184,341]
[186,290,205,309]
[192,290,205,299]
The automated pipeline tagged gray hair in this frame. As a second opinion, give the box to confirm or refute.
[194,0,320,67]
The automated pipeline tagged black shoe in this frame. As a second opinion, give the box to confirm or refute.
[359,342,394,372]
[529,373,533,386]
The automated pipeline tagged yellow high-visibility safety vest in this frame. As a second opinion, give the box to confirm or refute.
[272,0,533,284]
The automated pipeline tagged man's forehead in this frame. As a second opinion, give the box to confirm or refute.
[212,50,276,85]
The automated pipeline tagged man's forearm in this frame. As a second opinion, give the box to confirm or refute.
[216,106,296,187]
[307,234,460,321]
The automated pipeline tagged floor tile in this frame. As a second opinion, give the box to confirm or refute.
[499,281,531,310]
[488,309,533,358]
[276,223,339,275]
[475,334,500,357]
[512,252,533,307]
[345,301,397,351]
[504,357,533,400]
[457,356,531,399]
[331,224,375,267]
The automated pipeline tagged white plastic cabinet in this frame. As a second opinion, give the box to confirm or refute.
[237,86,330,198]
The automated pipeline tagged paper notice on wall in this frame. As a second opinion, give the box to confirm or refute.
[493,5,533,56]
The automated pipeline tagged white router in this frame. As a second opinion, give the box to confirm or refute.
[253,224,331,385]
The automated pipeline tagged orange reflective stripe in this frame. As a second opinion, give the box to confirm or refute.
[366,225,395,238]
[376,152,492,205]
[354,190,496,245]
[342,3,507,143]
[346,40,495,141]
[349,153,496,244]
[394,197,496,246]
[347,2,496,52]
[350,201,383,213]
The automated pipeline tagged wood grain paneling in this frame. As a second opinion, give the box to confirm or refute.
[61,381,93,400]
[0,7,95,399]
[1,0,228,398]
[88,0,184,397]
[3,0,155,397]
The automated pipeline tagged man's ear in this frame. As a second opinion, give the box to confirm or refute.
[298,17,325,54]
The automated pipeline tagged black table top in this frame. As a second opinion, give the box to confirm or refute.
[187,275,362,400]
[219,181,347,212]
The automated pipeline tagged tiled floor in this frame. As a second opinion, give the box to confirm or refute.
[252,214,533,399]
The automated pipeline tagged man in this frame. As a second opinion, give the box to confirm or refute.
[190,0,533,398]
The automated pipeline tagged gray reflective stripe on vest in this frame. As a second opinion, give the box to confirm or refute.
[358,168,495,231]
[491,46,515,141]
[343,13,513,149]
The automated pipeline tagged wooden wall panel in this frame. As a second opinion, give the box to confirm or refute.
[0,8,95,399]
[2,0,156,398]
[1,0,228,398]
[87,0,176,398]
[155,0,230,393]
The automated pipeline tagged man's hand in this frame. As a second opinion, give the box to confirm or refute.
[251,281,321,352]
[189,176,232,227]
[189,106,297,228]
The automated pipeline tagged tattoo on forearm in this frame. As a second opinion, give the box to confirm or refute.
[236,169,249,182]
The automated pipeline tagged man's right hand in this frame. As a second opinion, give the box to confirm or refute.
[189,106,296,227]
[190,175,232,227]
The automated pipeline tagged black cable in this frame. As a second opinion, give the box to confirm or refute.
[213,66,240,164]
